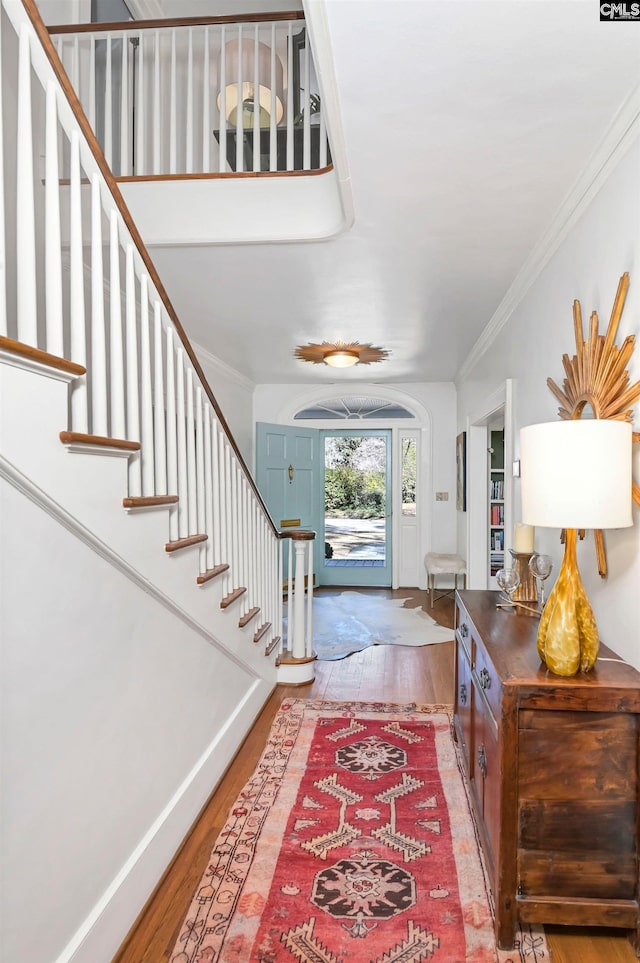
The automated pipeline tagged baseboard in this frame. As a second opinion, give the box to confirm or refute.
[55,678,273,963]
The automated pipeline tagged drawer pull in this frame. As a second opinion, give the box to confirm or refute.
[459,683,467,706]
[478,744,487,778]
[460,623,469,639]
[479,667,492,690]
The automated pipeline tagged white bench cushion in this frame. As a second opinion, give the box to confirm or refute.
[424,553,466,576]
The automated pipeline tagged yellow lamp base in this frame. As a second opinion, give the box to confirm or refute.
[536,529,599,676]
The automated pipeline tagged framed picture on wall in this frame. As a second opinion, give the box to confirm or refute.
[456,431,466,512]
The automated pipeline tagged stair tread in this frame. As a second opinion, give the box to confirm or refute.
[220,586,247,609]
[165,534,208,552]
[196,563,230,585]
[238,606,260,628]
[60,430,140,451]
[123,495,178,508]
[1,335,85,377]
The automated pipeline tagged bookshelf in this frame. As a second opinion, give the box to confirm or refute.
[489,428,505,584]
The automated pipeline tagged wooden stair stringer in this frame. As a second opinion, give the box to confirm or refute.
[238,606,260,628]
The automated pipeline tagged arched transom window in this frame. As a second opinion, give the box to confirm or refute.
[294,397,415,420]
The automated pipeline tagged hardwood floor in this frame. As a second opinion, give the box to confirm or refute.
[113,589,638,963]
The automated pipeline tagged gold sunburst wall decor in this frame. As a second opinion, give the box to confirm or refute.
[294,341,389,368]
[547,272,640,578]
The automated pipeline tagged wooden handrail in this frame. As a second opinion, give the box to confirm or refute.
[20,0,279,537]
[115,166,333,184]
[47,11,305,35]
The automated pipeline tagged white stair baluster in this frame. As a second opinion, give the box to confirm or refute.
[252,25,260,173]
[278,536,284,654]
[319,106,327,169]
[169,30,177,174]
[286,24,294,172]
[218,432,228,588]
[69,132,88,432]
[185,368,197,533]
[186,28,193,174]
[89,35,96,133]
[120,33,129,175]
[72,36,79,94]
[104,35,113,168]
[195,386,206,540]
[211,418,221,565]
[16,26,37,346]
[286,534,293,650]
[45,82,63,356]
[303,34,310,171]
[139,275,155,494]
[153,302,167,494]
[202,27,210,173]
[90,174,108,436]
[165,328,179,540]
[224,441,233,589]
[306,539,314,657]
[236,466,251,613]
[203,405,214,571]
[269,23,276,173]
[175,349,188,538]
[153,31,160,174]
[109,212,126,438]
[232,459,240,587]
[235,25,243,173]
[136,32,145,174]
[249,488,257,617]
[218,26,227,173]
[125,244,141,495]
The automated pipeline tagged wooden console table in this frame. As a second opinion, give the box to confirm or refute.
[454,589,640,952]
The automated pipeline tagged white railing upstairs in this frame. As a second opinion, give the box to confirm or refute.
[48,12,331,177]
[0,0,316,671]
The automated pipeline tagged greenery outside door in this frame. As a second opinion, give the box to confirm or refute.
[321,430,392,587]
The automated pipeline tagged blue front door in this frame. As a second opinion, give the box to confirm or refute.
[255,422,324,575]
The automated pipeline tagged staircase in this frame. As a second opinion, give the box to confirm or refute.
[0,2,314,961]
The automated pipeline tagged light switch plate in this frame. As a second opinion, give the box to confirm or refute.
[435,491,448,501]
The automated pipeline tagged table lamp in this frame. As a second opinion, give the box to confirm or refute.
[520,419,632,676]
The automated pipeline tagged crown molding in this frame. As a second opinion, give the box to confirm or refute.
[457,82,640,387]
[192,339,255,393]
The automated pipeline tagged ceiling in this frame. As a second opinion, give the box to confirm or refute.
[140,1,640,386]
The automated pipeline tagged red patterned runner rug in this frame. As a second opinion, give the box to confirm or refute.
[170,701,550,963]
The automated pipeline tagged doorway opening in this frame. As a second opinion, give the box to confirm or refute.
[322,430,391,587]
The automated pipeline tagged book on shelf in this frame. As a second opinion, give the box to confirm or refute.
[490,504,505,526]
[490,478,504,499]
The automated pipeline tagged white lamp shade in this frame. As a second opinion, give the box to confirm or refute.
[520,420,632,530]
[217,39,284,127]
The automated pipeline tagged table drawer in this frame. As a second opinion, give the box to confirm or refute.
[474,641,500,725]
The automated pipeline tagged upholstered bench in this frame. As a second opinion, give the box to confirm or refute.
[424,553,467,607]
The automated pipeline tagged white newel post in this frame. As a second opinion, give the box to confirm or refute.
[277,531,316,685]
[291,538,306,659]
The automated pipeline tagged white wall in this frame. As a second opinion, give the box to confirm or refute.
[194,342,255,466]
[0,477,270,963]
[35,0,91,24]
[253,381,459,583]
[457,139,640,667]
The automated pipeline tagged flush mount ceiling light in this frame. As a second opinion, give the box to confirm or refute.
[294,341,390,368]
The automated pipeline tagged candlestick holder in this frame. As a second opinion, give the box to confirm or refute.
[508,549,539,603]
